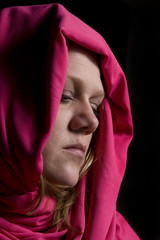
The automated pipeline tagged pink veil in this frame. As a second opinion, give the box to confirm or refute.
[0,3,140,239]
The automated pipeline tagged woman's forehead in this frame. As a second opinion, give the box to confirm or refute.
[67,40,100,69]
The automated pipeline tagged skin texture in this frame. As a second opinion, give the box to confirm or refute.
[42,42,105,187]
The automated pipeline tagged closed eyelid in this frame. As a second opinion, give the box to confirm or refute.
[90,96,104,108]
[61,89,74,98]
[90,102,98,109]
[62,89,73,94]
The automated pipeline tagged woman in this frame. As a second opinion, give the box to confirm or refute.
[0,3,140,239]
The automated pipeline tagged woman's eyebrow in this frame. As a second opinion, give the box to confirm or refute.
[93,91,105,98]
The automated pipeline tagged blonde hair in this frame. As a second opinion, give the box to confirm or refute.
[29,146,94,230]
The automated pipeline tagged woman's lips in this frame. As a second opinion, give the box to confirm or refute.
[63,144,86,158]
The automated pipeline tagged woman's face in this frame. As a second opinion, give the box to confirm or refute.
[42,43,105,187]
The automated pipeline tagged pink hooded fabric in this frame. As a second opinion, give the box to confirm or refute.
[0,3,140,240]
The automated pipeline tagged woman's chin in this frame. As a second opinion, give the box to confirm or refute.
[44,169,80,188]
[55,174,79,188]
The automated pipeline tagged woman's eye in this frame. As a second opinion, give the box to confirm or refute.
[60,93,74,103]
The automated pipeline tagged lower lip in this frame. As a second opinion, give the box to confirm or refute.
[62,148,85,158]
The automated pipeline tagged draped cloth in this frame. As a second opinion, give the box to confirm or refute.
[0,3,140,239]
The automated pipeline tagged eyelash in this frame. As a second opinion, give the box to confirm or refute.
[60,94,100,119]
[61,94,74,103]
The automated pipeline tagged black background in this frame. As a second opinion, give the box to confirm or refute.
[1,1,160,239]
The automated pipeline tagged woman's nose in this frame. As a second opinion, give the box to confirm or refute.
[69,106,99,134]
